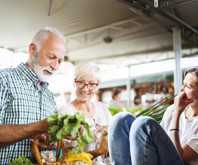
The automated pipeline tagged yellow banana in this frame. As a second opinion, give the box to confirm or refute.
[66,151,93,165]
[66,151,76,156]
[85,153,93,159]
[67,151,93,159]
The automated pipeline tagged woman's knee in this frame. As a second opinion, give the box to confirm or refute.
[131,116,159,135]
[136,116,157,125]
[109,112,136,132]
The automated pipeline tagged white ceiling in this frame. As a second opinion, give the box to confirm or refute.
[0,0,198,67]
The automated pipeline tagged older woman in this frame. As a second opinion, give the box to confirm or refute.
[108,67,198,165]
[59,62,112,163]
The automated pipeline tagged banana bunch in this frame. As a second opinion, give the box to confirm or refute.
[66,151,93,165]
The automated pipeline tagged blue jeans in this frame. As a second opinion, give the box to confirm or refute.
[108,112,184,165]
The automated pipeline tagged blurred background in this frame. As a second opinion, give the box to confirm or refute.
[0,0,198,114]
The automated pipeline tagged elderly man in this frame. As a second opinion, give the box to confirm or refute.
[0,27,66,164]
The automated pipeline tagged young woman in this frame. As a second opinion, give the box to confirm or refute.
[108,67,198,165]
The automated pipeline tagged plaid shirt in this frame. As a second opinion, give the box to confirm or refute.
[0,63,56,164]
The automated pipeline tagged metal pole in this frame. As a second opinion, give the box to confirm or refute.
[173,27,182,95]
[127,66,131,107]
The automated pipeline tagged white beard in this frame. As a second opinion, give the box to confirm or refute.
[33,52,56,82]
[34,64,56,82]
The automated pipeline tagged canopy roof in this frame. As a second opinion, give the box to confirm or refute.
[0,0,198,67]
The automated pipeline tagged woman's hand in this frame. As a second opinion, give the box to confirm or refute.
[174,91,193,115]
[87,125,109,159]
[94,125,108,134]
[97,135,108,154]
[88,135,109,159]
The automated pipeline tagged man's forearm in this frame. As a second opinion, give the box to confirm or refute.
[0,119,49,147]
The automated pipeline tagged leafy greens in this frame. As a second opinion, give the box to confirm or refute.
[8,157,34,165]
[47,112,94,154]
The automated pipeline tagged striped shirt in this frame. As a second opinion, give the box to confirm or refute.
[0,63,56,164]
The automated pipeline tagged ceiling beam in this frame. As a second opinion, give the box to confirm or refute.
[158,0,198,9]
[65,18,141,39]
[120,0,198,46]
[162,11,198,35]
[48,0,52,16]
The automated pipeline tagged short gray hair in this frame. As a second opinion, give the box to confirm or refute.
[32,27,66,51]
[74,62,102,83]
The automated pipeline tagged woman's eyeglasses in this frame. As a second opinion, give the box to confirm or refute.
[75,80,98,90]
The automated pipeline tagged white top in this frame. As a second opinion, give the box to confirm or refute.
[161,105,198,165]
[58,101,112,151]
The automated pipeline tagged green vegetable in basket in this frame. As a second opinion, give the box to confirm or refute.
[47,112,94,154]
[8,156,34,165]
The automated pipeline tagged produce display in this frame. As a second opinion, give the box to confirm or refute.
[31,112,94,165]
[9,112,108,165]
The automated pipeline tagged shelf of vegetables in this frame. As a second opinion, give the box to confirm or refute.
[109,95,174,123]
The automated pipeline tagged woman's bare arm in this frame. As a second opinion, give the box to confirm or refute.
[168,91,196,163]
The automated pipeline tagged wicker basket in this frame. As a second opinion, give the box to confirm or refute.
[31,136,68,165]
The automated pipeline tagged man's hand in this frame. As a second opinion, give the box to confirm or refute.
[31,133,56,151]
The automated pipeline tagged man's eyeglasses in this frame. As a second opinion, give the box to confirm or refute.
[75,80,98,90]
